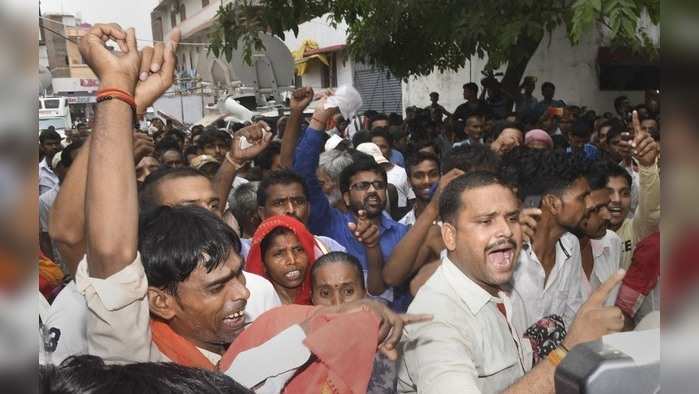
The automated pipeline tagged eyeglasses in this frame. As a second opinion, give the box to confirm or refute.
[349,181,387,191]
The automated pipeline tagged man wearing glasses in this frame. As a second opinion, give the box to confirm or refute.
[292,102,409,311]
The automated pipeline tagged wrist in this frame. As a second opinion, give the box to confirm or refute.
[100,75,136,96]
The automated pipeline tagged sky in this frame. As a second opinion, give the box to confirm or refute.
[41,0,160,41]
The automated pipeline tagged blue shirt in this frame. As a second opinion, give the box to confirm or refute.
[567,143,599,161]
[293,127,410,310]
[390,149,405,167]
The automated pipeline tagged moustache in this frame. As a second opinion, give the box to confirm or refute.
[485,238,517,253]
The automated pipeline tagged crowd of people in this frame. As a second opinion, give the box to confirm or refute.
[38,23,660,393]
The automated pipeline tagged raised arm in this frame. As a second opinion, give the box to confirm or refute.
[279,87,313,169]
[212,122,273,215]
[81,25,142,278]
[382,169,463,287]
[629,111,660,241]
[80,24,179,278]
[291,93,340,236]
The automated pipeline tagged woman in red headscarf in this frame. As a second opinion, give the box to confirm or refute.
[246,215,317,305]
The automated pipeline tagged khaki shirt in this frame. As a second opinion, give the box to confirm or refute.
[616,163,660,270]
[398,255,532,393]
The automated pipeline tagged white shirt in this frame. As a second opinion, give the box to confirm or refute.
[74,255,308,391]
[39,158,59,196]
[39,187,59,232]
[398,209,416,227]
[620,161,640,218]
[242,272,281,323]
[39,281,88,365]
[581,230,623,305]
[39,270,279,366]
[512,232,585,328]
[398,255,532,394]
[386,165,415,208]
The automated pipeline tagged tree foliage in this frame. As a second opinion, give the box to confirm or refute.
[209,0,658,82]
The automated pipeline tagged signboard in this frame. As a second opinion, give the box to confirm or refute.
[65,96,97,104]
[80,79,99,87]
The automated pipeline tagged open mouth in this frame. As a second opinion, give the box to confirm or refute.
[608,206,623,217]
[222,309,246,331]
[365,195,381,207]
[284,269,302,281]
[487,245,515,271]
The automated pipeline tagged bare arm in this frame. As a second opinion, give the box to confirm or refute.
[383,169,463,287]
[279,87,314,169]
[382,203,438,287]
[48,136,89,275]
[212,122,272,215]
[366,245,387,296]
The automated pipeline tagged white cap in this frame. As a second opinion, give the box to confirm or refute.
[356,142,389,164]
[324,134,344,152]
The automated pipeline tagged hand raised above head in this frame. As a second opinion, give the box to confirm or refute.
[134,28,181,115]
[79,24,140,94]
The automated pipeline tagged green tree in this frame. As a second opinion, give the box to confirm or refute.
[210,0,658,103]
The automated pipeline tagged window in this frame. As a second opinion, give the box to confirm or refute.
[320,53,338,88]
[202,0,210,6]
[171,11,178,28]
[152,17,164,42]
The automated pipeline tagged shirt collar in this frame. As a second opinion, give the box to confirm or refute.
[441,254,499,315]
[590,232,612,258]
[523,233,575,263]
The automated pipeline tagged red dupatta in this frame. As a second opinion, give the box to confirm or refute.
[246,215,317,305]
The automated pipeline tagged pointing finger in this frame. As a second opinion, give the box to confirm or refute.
[587,269,625,307]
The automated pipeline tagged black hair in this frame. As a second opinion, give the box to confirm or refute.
[311,251,365,290]
[598,160,632,189]
[585,161,612,190]
[439,171,509,224]
[184,145,199,158]
[369,113,388,126]
[541,81,555,90]
[351,130,372,147]
[339,159,387,194]
[406,151,441,177]
[138,205,241,295]
[59,141,84,169]
[164,129,186,145]
[493,121,524,138]
[463,82,479,94]
[139,167,209,212]
[155,136,182,157]
[254,141,281,170]
[614,95,629,110]
[190,124,205,136]
[40,129,61,144]
[570,119,593,139]
[604,118,628,143]
[370,127,393,147]
[260,227,295,262]
[516,150,589,200]
[197,129,229,150]
[442,144,500,174]
[256,169,309,207]
[429,91,439,97]
[40,355,252,393]
[387,112,403,126]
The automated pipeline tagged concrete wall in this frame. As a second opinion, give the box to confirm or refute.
[401,25,647,115]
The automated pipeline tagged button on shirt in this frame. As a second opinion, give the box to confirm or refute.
[512,232,585,328]
[293,127,409,308]
[398,255,532,394]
